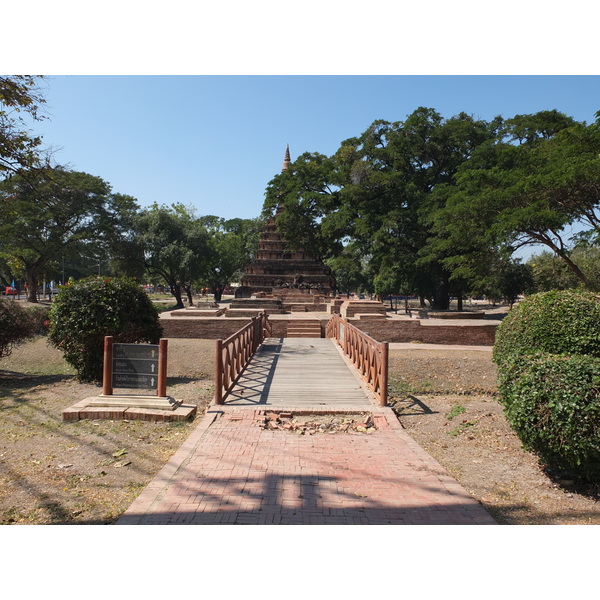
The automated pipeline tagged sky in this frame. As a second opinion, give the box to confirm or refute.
[30,75,600,226]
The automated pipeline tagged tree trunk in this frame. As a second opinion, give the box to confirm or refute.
[25,272,39,303]
[213,286,223,303]
[170,283,184,309]
[457,293,463,312]
[560,253,594,290]
[432,272,451,310]
[184,286,194,306]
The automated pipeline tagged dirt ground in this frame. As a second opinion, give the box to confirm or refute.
[388,349,600,525]
[0,338,215,524]
[1,337,599,525]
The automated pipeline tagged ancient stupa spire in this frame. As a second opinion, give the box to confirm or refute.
[282,144,291,172]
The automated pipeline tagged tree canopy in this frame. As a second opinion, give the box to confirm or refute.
[263,107,600,305]
[130,204,211,308]
[197,215,262,301]
[2,87,598,305]
[265,108,501,308]
[0,76,47,178]
[0,167,138,302]
[424,110,600,291]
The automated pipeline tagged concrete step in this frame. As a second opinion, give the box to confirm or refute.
[286,321,323,338]
[287,333,322,338]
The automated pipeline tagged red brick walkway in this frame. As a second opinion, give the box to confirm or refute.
[118,406,496,525]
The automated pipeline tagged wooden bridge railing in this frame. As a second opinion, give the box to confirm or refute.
[326,313,389,407]
[214,312,272,405]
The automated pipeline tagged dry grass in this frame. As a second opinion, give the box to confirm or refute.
[0,337,214,524]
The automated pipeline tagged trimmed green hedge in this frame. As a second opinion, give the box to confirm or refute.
[48,276,162,382]
[494,290,600,482]
[493,290,600,367]
[498,353,600,481]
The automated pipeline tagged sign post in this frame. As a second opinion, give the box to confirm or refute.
[103,336,114,396]
[102,337,168,397]
[74,336,196,420]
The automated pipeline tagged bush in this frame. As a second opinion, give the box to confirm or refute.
[498,353,600,481]
[48,276,162,382]
[493,290,600,367]
[494,290,600,482]
[0,298,36,359]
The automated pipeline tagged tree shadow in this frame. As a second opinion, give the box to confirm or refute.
[116,468,496,525]
[166,375,210,386]
[486,502,600,525]
[0,371,79,404]
[0,377,203,525]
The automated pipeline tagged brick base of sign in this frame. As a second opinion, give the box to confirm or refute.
[62,397,197,422]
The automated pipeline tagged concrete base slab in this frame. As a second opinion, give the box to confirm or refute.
[62,396,197,422]
[85,395,182,409]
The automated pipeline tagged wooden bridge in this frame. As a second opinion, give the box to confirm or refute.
[214,313,388,408]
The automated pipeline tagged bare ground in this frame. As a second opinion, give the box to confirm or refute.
[388,349,600,525]
[0,338,214,524]
[1,338,598,525]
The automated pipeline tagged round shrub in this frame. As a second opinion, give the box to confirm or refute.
[0,298,35,358]
[493,290,600,367]
[48,276,162,382]
[498,353,600,481]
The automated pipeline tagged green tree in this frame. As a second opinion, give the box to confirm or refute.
[426,110,600,291]
[132,204,210,309]
[263,151,341,259]
[529,245,600,292]
[325,242,369,296]
[0,168,139,302]
[493,259,534,306]
[196,216,261,302]
[0,76,47,178]
[265,109,498,309]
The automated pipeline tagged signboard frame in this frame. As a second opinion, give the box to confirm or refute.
[102,337,168,397]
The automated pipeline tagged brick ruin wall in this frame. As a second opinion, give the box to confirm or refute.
[351,319,497,346]
[160,316,497,345]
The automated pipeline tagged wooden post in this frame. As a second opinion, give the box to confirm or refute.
[380,341,389,407]
[215,339,223,405]
[157,338,168,397]
[251,317,258,353]
[102,336,113,396]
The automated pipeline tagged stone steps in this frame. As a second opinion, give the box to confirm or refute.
[286,321,323,338]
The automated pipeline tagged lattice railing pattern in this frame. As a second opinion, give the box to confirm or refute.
[215,312,271,404]
[326,313,389,407]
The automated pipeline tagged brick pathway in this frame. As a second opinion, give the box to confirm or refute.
[118,406,496,525]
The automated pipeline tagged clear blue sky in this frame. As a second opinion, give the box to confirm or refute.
[32,75,600,224]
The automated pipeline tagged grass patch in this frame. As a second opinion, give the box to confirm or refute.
[446,404,466,420]
[0,336,75,376]
[449,420,478,437]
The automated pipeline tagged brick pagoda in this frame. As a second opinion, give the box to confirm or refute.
[236,146,335,298]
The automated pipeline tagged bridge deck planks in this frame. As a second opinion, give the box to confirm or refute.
[223,338,373,408]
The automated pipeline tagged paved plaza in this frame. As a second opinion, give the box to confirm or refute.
[118,404,496,525]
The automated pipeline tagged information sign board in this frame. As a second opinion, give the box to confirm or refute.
[112,343,159,390]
